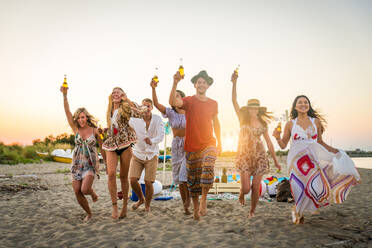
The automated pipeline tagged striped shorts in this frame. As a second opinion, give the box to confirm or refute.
[185,146,217,197]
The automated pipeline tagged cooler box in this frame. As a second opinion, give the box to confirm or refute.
[130,183,146,201]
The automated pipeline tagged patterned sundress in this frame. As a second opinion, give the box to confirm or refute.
[288,117,359,215]
[235,125,270,175]
[71,133,99,181]
[103,103,145,151]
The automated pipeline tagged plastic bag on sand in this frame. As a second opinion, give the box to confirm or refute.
[332,150,360,181]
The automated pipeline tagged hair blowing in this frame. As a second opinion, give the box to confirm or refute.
[239,106,274,128]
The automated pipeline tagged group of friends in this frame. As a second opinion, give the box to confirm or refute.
[60,69,360,223]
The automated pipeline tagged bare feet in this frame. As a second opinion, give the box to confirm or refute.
[184,208,192,215]
[199,200,207,216]
[144,206,151,212]
[83,213,92,222]
[239,193,245,206]
[193,209,200,221]
[291,206,304,224]
[119,204,127,219]
[91,192,98,202]
[299,216,305,224]
[132,199,144,210]
[112,203,119,219]
[184,198,191,215]
[248,211,255,218]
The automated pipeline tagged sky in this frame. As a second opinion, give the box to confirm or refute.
[0,0,371,151]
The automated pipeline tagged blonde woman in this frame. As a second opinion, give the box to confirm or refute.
[102,87,146,219]
[60,86,105,222]
[231,72,281,217]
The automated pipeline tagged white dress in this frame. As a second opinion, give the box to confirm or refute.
[287,117,359,215]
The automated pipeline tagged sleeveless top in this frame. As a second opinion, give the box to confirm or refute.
[71,132,98,180]
[290,117,318,144]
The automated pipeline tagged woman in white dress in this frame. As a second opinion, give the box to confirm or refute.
[273,95,360,224]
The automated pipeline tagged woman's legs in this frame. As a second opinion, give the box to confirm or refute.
[249,174,263,217]
[72,179,92,221]
[239,171,251,206]
[106,151,119,219]
[118,147,132,218]
[81,175,97,202]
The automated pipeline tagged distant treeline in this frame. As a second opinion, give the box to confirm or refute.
[0,133,75,165]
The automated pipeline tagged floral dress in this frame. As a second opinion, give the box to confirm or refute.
[71,133,99,181]
[103,103,145,151]
[235,125,269,175]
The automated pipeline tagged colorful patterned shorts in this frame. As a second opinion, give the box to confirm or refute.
[185,146,217,197]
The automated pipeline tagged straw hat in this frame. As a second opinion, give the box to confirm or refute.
[246,99,267,111]
[191,70,214,85]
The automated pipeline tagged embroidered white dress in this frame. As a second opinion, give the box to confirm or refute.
[287,117,359,215]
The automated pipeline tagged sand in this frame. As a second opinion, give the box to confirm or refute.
[0,161,371,248]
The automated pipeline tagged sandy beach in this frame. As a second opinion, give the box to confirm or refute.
[0,161,371,248]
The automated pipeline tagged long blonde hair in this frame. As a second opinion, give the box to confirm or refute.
[106,87,131,127]
[239,106,274,128]
[73,108,98,128]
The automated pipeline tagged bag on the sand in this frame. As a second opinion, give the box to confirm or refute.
[276,179,292,202]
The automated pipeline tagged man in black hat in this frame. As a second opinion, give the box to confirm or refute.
[170,70,221,220]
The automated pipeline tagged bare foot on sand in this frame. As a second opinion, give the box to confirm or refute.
[91,192,98,202]
[193,210,200,221]
[112,204,119,219]
[84,213,92,222]
[199,200,207,216]
[119,204,127,219]
[144,206,151,212]
[132,199,144,210]
[184,207,191,215]
[184,199,191,215]
[239,193,245,206]
[248,211,255,218]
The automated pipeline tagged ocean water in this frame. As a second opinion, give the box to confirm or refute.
[352,157,372,169]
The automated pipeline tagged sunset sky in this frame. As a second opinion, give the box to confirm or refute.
[0,0,371,151]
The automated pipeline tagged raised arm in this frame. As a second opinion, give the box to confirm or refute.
[213,114,222,154]
[120,94,146,118]
[263,130,281,171]
[315,118,339,154]
[60,86,77,133]
[231,72,240,118]
[150,80,166,114]
[273,121,292,149]
[169,71,183,108]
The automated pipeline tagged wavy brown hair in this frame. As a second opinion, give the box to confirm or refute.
[290,95,327,132]
[73,108,97,128]
[106,87,131,127]
[239,106,274,128]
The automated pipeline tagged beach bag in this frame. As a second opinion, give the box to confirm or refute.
[332,150,361,181]
[276,179,292,202]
